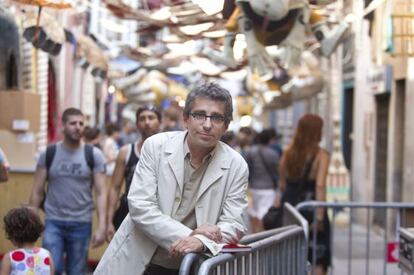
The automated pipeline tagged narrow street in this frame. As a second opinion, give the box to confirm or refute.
[1,0,414,274]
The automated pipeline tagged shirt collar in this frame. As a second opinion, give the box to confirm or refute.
[183,134,217,164]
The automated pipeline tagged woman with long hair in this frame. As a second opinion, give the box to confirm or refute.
[279,114,331,275]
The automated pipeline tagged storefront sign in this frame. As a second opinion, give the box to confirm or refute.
[387,242,399,263]
[367,65,393,94]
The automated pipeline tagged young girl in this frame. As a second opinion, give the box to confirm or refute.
[1,207,54,275]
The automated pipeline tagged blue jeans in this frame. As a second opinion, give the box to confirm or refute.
[43,219,92,275]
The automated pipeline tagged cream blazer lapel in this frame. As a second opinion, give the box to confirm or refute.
[196,143,230,202]
[165,131,186,195]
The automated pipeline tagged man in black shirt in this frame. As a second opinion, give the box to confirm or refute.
[106,106,162,241]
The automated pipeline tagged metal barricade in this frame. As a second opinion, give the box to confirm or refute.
[179,203,309,275]
[399,227,414,273]
[296,201,414,275]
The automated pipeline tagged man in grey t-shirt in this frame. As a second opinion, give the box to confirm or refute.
[30,108,107,275]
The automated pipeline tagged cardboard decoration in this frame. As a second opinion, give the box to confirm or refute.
[206,0,348,78]
[23,11,66,55]
[0,91,41,132]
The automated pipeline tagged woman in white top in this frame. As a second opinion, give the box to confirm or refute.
[0,146,9,182]
[102,123,121,176]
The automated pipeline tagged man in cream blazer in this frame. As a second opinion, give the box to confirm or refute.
[95,83,249,275]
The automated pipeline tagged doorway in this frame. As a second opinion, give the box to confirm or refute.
[373,93,390,227]
[393,80,405,203]
[342,87,354,171]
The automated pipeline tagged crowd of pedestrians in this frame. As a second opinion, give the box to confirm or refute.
[0,82,331,275]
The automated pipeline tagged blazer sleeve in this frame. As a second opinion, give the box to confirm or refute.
[216,158,249,243]
[127,137,192,250]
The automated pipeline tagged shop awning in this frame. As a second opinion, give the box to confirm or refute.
[109,55,141,75]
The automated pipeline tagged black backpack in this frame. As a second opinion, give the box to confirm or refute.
[41,144,95,209]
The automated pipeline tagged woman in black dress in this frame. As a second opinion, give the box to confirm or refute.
[279,114,331,275]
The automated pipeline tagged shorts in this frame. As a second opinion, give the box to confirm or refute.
[248,188,277,219]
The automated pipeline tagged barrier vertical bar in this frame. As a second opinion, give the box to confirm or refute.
[348,206,353,275]
[330,208,336,275]
[383,208,388,275]
[179,253,199,275]
[366,207,371,275]
[311,207,317,275]
[398,209,403,275]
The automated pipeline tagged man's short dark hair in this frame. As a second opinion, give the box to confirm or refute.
[135,105,162,122]
[239,126,254,136]
[183,82,233,124]
[83,126,100,142]
[221,130,236,145]
[105,122,121,136]
[258,128,277,145]
[62,108,83,123]
[163,106,181,122]
[4,206,44,245]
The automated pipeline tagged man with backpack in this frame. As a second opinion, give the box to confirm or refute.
[29,107,107,275]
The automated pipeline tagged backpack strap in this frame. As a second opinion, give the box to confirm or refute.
[126,143,139,167]
[84,144,95,172]
[45,144,57,179]
[84,144,96,188]
[42,144,56,210]
[258,147,278,188]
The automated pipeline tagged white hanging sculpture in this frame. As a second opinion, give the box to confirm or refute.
[206,0,348,79]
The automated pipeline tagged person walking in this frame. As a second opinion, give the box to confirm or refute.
[102,123,121,177]
[245,128,280,232]
[0,146,9,182]
[29,108,107,275]
[83,126,102,149]
[94,82,249,275]
[106,105,162,241]
[237,127,255,158]
[162,106,182,132]
[279,113,331,275]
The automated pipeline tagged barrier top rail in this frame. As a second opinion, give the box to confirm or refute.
[284,202,309,241]
[240,225,298,244]
[296,201,414,210]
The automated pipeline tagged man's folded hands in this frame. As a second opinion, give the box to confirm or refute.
[169,223,223,257]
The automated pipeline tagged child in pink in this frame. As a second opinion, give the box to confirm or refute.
[1,206,54,275]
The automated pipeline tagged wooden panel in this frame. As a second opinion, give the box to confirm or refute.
[0,172,38,253]
[0,172,107,262]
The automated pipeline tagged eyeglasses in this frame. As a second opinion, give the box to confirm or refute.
[189,112,227,125]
